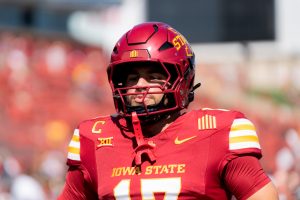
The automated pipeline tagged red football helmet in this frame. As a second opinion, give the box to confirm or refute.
[107,22,199,117]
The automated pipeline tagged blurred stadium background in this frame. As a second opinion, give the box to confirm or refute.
[0,0,299,199]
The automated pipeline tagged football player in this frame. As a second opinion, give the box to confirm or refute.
[58,22,278,199]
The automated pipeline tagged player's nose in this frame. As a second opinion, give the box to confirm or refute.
[135,77,149,87]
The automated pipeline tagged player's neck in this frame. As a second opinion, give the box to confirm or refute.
[141,112,181,137]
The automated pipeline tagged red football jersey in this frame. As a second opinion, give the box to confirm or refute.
[61,108,270,199]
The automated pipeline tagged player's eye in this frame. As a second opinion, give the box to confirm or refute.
[148,73,166,84]
[125,74,139,86]
[149,73,165,80]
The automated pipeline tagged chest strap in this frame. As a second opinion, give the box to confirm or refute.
[131,112,156,165]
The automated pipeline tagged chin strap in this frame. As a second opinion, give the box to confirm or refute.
[131,112,156,165]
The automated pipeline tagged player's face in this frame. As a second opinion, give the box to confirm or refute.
[125,65,168,107]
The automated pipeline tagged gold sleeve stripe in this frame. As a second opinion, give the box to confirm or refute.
[230,135,259,143]
[67,129,81,161]
[71,135,80,142]
[229,118,261,150]
[230,118,256,135]
[230,124,255,131]
[68,146,80,154]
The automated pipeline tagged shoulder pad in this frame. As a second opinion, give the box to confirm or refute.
[199,108,261,156]
[66,115,123,166]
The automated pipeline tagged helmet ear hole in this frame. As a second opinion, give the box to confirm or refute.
[113,46,118,54]
[153,24,159,32]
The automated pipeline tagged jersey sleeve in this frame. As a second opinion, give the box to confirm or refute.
[215,111,270,199]
[217,111,263,177]
[59,125,98,199]
[58,166,98,200]
[223,156,271,200]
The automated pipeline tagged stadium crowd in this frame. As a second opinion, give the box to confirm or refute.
[0,31,299,199]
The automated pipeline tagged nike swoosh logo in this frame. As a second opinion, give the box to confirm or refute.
[174,135,197,145]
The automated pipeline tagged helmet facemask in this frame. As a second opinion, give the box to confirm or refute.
[108,61,181,118]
